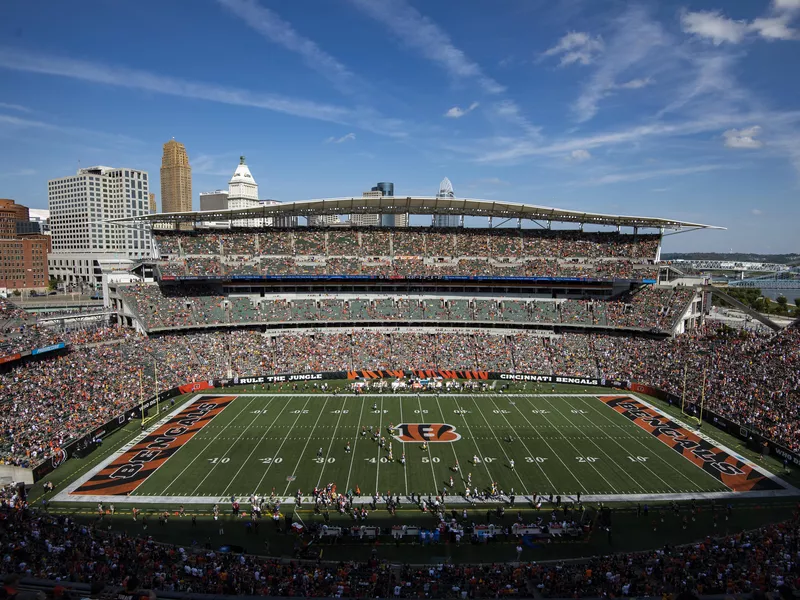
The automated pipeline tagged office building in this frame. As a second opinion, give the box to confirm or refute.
[47,166,153,285]
[228,156,260,226]
[309,214,341,226]
[148,193,157,213]
[0,234,51,292]
[350,183,407,227]
[200,190,229,212]
[433,177,460,228]
[160,140,192,213]
[0,199,51,291]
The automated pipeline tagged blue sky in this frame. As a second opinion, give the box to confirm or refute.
[1,0,799,252]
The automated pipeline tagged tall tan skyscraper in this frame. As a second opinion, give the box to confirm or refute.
[148,193,157,213]
[160,139,192,213]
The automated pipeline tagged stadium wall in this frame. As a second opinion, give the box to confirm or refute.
[29,370,800,483]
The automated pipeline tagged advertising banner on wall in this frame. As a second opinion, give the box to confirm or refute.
[30,369,800,481]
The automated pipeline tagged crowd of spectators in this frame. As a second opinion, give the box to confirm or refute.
[152,229,659,280]
[0,495,797,597]
[155,228,660,260]
[117,285,690,332]
[2,318,798,467]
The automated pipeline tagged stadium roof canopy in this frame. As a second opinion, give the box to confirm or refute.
[111,196,724,231]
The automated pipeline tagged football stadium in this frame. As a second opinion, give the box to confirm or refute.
[2,197,799,597]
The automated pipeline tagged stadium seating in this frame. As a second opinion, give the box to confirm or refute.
[2,323,799,469]
[117,284,685,332]
[153,228,659,280]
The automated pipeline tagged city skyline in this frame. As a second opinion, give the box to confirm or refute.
[1,0,799,252]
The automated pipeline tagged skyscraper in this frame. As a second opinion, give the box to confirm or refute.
[433,177,459,228]
[160,139,192,213]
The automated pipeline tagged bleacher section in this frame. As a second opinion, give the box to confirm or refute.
[153,228,660,281]
[116,284,691,333]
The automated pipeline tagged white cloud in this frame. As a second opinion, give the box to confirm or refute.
[749,16,798,41]
[773,0,800,12]
[0,113,143,146]
[573,6,668,122]
[681,10,749,45]
[216,0,360,94]
[723,125,764,148]
[568,149,591,161]
[0,48,407,137]
[445,102,479,118]
[582,164,724,185]
[542,31,604,66]
[682,9,798,44]
[346,0,505,94]
[324,132,356,143]
[751,208,763,215]
[616,77,653,89]
[192,154,240,176]
[0,102,30,113]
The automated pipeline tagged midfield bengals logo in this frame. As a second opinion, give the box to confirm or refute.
[393,423,461,443]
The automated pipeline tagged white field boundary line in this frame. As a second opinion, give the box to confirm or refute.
[54,394,212,501]
[627,394,798,494]
[575,395,707,493]
[540,396,644,495]
[53,393,799,505]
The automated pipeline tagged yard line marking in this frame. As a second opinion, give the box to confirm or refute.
[375,396,384,495]
[539,396,626,494]
[190,396,282,495]
[253,397,314,494]
[435,395,464,493]
[284,396,331,496]
[510,398,584,493]
[418,396,439,494]
[314,396,348,491]
[159,395,261,496]
[563,396,675,493]
[399,396,409,496]
[527,394,618,493]
[469,395,529,495]
[219,396,284,496]
[451,395,495,487]
[577,396,718,491]
[344,395,366,493]
[488,397,556,493]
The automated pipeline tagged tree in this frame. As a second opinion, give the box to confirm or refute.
[47,277,58,291]
[12,289,20,297]
[763,297,772,313]
[776,296,789,314]
[795,297,800,309]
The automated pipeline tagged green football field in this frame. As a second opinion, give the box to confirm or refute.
[65,391,752,502]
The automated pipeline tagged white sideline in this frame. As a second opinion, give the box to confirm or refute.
[53,393,799,505]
